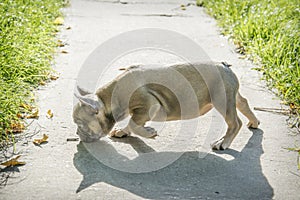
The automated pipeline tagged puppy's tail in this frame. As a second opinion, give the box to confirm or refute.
[119,65,140,71]
[221,61,232,68]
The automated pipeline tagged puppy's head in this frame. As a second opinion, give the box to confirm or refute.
[73,87,112,142]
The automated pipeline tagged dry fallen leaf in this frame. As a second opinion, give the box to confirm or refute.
[40,81,46,86]
[20,103,34,111]
[47,109,54,119]
[53,17,64,25]
[290,103,296,110]
[57,42,65,47]
[61,50,68,54]
[66,26,71,30]
[50,75,59,80]
[10,122,25,133]
[33,134,48,145]
[26,109,39,119]
[1,155,26,167]
[17,113,25,119]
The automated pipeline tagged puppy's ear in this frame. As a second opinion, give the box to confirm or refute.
[74,93,101,114]
[77,85,92,96]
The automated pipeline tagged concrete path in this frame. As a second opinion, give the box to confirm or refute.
[1,0,299,199]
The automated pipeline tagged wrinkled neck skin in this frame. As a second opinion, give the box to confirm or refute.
[98,109,115,136]
[96,81,117,135]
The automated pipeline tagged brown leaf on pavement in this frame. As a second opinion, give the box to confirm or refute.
[33,134,48,145]
[26,109,39,119]
[53,17,64,25]
[47,109,54,119]
[50,75,59,80]
[1,155,26,167]
[10,122,25,133]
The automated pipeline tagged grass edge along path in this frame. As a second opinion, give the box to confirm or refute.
[200,0,299,130]
[0,0,65,148]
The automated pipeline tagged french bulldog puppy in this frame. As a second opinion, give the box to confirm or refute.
[73,62,259,150]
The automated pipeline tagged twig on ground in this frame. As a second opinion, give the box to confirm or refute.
[254,107,290,115]
[254,107,300,134]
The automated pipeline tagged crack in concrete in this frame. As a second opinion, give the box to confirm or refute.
[86,0,195,5]
[121,13,192,17]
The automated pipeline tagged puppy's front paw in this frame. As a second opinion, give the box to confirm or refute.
[247,120,260,129]
[211,138,229,150]
[144,127,158,139]
[109,129,129,138]
[133,126,158,138]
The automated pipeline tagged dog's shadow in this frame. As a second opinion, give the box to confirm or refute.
[73,129,273,199]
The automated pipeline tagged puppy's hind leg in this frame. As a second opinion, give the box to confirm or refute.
[236,92,260,128]
[211,97,242,150]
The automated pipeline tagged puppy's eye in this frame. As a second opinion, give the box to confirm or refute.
[75,119,83,124]
[78,124,84,128]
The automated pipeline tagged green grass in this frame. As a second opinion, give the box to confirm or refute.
[201,0,299,113]
[0,0,64,146]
